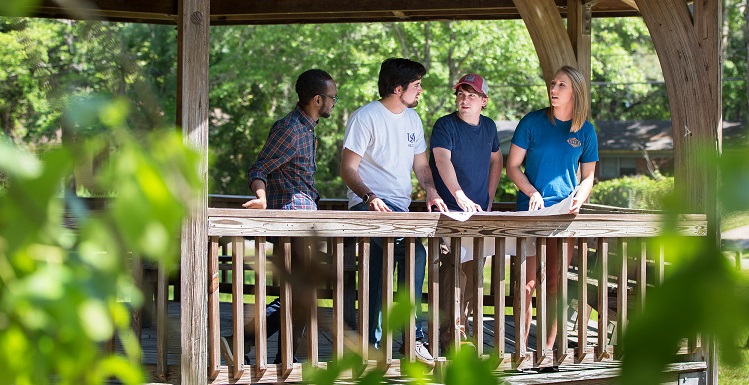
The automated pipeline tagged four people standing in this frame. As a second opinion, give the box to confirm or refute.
[240,62,599,362]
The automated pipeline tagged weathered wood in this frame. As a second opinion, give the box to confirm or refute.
[427,238,440,358]
[513,238,528,367]
[615,239,628,359]
[494,238,507,361]
[358,238,370,364]
[556,239,569,365]
[231,237,245,378]
[332,237,344,360]
[473,237,485,354]
[24,0,641,25]
[178,0,210,383]
[576,238,588,362]
[596,238,610,361]
[637,239,647,314]
[208,209,707,239]
[207,238,220,379]
[450,237,462,352]
[567,0,592,115]
[131,253,143,355]
[381,238,395,366]
[514,0,577,84]
[279,238,293,374]
[305,239,319,366]
[404,238,416,363]
[255,237,268,371]
[535,238,548,366]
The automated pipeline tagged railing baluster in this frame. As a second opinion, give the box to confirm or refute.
[381,238,394,366]
[655,241,665,287]
[616,238,628,360]
[404,237,416,362]
[306,238,319,366]
[638,239,647,314]
[332,237,344,360]
[156,258,168,381]
[512,237,527,368]
[473,237,485,355]
[576,237,588,362]
[493,238,507,365]
[279,237,293,374]
[555,238,569,366]
[428,237,440,358]
[596,237,610,361]
[255,236,267,372]
[207,237,220,379]
[450,237,462,352]
[358,237,370,365]
[535,238,547,366]
[231,237,245,378]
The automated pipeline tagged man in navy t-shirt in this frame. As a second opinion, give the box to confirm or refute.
[428,73,502,352]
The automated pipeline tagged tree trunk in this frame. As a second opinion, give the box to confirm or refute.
[745,0,748,118]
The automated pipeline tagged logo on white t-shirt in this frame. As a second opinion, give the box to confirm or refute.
[407,132,416,147]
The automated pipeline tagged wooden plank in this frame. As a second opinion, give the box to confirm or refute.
[231,237,245,378]
[655,241,665,286]
[428,238,440,358]
[208,209,707,238]
[535,238,548,366]
[512,237,528,367]
[305,239,319,366]
[207,237,220,379]
[332,237,344,360]
[555,239,569,365]
[576,237,588,362]
[637,239,647,314]
[131,253,143,355]
[156,257,169,381]
[358,238,370,364]
[177,0,210,383]
[404,238,416,362]
[255,236,268,371]
[473,237,485,355]
[596,238,610,361]
[615,239,627,359]
[450,237,462,352]
[279,237,293,374]
[494,238,507,361]
[381,238,395,366]
[567,0,592,117]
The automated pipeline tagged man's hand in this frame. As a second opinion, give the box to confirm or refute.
[426,190,448,212]
[455,191,482,213]
[528,191,544,211]
[367,197,392,212]
[242,197,267,209]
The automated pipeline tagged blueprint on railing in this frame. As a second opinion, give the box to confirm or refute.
[441,186,578,222]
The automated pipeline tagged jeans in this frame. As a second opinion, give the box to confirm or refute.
[350,200,427,348]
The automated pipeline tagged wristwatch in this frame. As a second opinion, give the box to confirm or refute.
[362,192,376,205]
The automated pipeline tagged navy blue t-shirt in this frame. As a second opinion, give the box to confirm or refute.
[511,108,598,211]
[429,112,500,211]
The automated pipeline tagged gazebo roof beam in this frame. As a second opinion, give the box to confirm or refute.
[24,0,644,25]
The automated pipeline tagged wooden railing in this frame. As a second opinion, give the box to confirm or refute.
[202,208,708,383]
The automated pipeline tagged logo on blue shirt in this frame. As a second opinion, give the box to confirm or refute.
[567,138,581,148]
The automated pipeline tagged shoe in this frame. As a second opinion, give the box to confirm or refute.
[399,340,435,367]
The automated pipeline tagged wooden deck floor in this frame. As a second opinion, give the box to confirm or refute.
[134,300,604,367]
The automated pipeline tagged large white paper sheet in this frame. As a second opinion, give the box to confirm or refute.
[441,187,579,223]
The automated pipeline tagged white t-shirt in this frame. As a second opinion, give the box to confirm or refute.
[343,100,426,211]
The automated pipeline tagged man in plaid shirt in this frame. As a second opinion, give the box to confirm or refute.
[221,69,337,366]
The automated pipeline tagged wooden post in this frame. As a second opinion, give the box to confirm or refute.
[512,237,527,367]
[177,0,210,383]
[493,238,506,364]
[567,0,592,115]
[332,237,344,360]
[381,238,395,366]
[535,238,547,366]
[428,238,440,358]
[473,237,485,355]
[255,237,267,372]
[513,0,577,84]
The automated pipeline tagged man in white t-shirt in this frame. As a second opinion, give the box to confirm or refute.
[340,58,448,367]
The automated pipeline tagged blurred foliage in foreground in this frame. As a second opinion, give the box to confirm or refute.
[0,97,201,385]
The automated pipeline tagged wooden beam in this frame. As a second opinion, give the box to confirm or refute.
[567,0,593,116]
[635,0,721,214]
[514,0,578,85]
[178,0,210,384]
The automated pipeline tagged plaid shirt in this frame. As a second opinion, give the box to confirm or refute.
[248,105,319,210]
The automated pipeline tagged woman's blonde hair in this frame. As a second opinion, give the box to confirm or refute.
[546,65,589,133]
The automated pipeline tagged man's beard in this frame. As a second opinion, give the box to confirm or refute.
[400,94,418,108]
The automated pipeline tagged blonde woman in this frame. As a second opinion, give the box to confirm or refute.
[506,65,598,355]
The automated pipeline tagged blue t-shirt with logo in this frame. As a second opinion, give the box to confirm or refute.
[511,108,598,211]
[429,112,500,211]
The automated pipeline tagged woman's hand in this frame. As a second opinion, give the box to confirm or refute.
[528,191,544,211]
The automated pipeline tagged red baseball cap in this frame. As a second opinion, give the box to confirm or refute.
[453,73,488,97]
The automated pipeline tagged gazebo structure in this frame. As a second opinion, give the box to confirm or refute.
[17,1,722,384]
